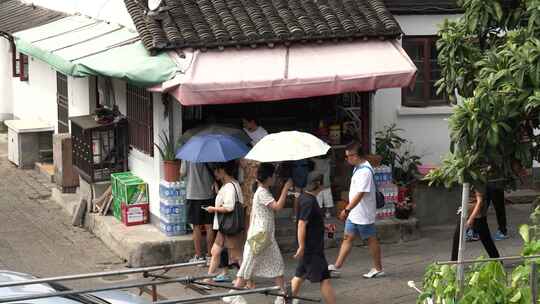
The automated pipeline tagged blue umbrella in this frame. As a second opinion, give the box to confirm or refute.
[176,134,250,163]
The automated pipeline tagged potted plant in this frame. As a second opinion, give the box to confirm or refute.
[376,125,421,219]
[155,131,181,182]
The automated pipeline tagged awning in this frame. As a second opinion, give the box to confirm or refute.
[169,40,416,106]
[13,15,178,87]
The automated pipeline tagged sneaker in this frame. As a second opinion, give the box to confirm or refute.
[292,300,300,304]
[362,268,385,279]
[465,229,479,242]
[189,256,206,266]
[274,296,286,304]
[328,264,341,278]
[494,230,509,241]
[223,295,247,304]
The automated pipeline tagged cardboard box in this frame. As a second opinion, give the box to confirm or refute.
[117,179,149,205]
[121,203,149,226]
[111,172,134,196]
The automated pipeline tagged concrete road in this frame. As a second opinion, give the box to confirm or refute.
[0,132,531,303]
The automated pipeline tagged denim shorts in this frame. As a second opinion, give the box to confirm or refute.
[345,219,377,240]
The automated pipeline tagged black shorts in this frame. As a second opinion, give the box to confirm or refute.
[295,253,331,283]
[186,199,213,225]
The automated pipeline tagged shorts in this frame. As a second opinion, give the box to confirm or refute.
[345,219,376,240]
[316,188,334,208]
[295,253,331,283]
[187,199,213,225]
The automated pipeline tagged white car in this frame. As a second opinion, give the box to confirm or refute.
[0,270,152,304]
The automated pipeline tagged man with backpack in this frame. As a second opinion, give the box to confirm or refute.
[328,141,384,279]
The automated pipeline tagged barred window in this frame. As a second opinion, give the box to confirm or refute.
[126,84,153,156]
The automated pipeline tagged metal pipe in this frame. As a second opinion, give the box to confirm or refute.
[155,286,281,304]
[457,183,470,298]
[0,275,214,303]
[532,263,538,304]
[437,255,540,265]
[193,281,321,302]
[0,261,205,288]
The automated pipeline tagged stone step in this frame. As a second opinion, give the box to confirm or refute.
[506,189,540,204]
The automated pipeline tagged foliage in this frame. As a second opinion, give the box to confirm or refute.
[426,0,540,189]
[417,206,540,304]
[154,130,178,161]
[375,124,421,186]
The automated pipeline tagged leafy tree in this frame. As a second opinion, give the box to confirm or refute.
[426,0,540,188]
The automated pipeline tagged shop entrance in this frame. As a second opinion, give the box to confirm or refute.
[181,92,372,194]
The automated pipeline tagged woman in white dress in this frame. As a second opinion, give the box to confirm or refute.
[224,163,293,304]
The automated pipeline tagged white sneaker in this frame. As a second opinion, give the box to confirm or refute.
[292,299,300,304]
[189,255,206,267]
[327,264,341,278]
[222,290,248,304]
[274,296,286,304]
[363,268,385,279]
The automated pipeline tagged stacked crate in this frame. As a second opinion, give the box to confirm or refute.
[159,180,188,236]
[111,172,150,226]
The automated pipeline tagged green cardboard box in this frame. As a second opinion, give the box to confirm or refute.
[117,179,149,205]
[112,197,122,221]
[111,172,134,197]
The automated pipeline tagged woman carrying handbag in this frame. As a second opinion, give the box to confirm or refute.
[206,161,245,282]
[223,164,294,304]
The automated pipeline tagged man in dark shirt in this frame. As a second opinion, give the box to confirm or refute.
[291,174,336,304]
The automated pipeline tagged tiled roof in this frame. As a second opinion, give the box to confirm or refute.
[0,0,65,35]
[383,0,461,14]
[383,0,515,15]
[124,0,402,53]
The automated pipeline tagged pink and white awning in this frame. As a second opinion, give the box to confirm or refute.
[159,40,416,106]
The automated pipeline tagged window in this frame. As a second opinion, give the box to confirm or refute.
[402,36,447,107]
[126,84,153,156]
[57,72,69,133]
[11,42,29,81]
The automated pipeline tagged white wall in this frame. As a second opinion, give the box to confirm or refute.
[115,80,168,222]
[372,14,461,165]
[12,56,58,130]
[68,76,91,119]
[0,39,13,121]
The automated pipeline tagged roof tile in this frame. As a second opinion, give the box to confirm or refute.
[124,0,402,52]
[0,0,65,35]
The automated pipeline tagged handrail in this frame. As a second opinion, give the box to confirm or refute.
[0,261,205,288]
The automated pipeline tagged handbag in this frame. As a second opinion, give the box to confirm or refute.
[218,183,245,235]
[247,231,271,255]
[357,165,385,209]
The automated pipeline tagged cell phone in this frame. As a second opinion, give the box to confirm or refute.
[201,206,209,211]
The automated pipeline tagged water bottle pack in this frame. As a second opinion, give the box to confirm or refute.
[160,220,187,237]
[160,180,188,236]
[374,165,393,187]
[376,203,395,219]
[380,183,398,204]
[160,202,186,223]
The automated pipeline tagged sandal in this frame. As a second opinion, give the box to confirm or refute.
[213,274,232,283]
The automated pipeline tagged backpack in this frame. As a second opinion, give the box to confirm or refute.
[356,165,385,209]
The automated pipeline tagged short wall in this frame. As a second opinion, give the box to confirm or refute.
[413,182,461,226]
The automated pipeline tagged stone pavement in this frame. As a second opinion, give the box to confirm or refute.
[0,133,124,289]
[0,131,533,303]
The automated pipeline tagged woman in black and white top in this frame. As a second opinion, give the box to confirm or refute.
[206,161,245,280]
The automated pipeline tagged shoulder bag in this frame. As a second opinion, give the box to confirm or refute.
[218,183,246,235]
[357,165,385,209]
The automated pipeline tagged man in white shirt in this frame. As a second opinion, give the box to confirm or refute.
[328,141,384,279]
[242,117,268,146]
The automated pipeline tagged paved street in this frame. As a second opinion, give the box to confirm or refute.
[0,132,531,303]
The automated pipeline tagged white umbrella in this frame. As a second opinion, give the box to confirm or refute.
[245,131,330,162]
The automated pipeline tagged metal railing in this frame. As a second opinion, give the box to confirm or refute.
[0,261,320,304]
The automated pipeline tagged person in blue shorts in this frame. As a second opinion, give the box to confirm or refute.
[328,141,384,279]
